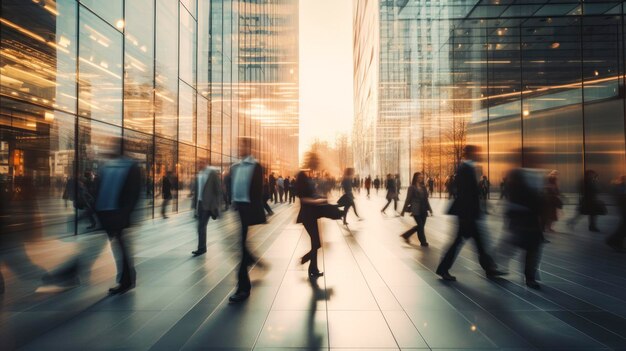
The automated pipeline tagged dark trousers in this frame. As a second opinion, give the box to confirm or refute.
[437,218,496,274]
[302,219,321,274]
[401,214,428,244]
[606,214,626,247]
[366,187,370,196]
[342,200,359,223]
[161,198,171,218]
[78,206,97,226]
[289,190,296,203]
[524,241,541,281]
[107,229,135,287]
[381,198,397,212]
[263,199,273,214]
[272,189,278,203]
[197,204,211,251]
[278,187,284,202]
[235,202,255,293]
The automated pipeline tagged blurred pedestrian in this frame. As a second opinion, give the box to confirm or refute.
[365,175,372,198]
[262,178,274,215]
[374,176,381,195]
[296,154,343,279]
[161,171,173,219]
[229,137,266,303]
[568,170,605,232]
[222,170,232,211]
[338,168,362,225]
[381,174,399,215]
[269,172,277,203]
[436,145,505,282]
[277,175,285,203]
[542,170,562,234]
[192,163,221,257]
[503,161,545,289]
[400,172,432,247]
[284,176,291,204]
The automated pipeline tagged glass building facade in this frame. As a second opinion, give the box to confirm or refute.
[0,0,299,237]
[354,0,626,196]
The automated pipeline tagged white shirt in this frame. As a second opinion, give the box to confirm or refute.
[232,156,256,203]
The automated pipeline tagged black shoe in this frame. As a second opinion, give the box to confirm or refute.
[420,242,429,247]
[437,271,457,281]
[308,271,324,279]
[400,235,410,244]
[486,269,507,278]
[229,291,250,303]
[108,283,134,295]
[606,242,626,252]
[526,280,541,290]
[192,249,206,257]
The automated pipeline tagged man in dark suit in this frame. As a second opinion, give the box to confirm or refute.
[161,171,173,219]
[229,136,266,303]
[436,145,504,281]
[192,163,221,256]
[94,153,141,294]
[268,172,277,203]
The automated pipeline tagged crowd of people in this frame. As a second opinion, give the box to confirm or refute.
[3,140,625,302]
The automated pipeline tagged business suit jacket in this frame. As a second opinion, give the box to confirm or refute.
[402,184,432,217]
[231,161,266,225]
[95,157,141,231]
[448,161,481,219]
[193,167,221,216]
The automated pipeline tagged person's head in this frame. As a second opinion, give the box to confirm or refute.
[411,172,424,186]
[344,167,354,178]
[238,136,253,159]
[462,145,480,162]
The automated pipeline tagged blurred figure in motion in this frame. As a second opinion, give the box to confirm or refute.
[542,170,562,235]
[381,174,398,215]
[400,172,433,247]
[277,175,285,203]
[64,172,97,230]
[479,175,490,213]
[94,153,141,294]
[222,170,232,211]
[289,176,297,204]
[395,174,401,196]
[338,167,362,226]
[296,153,343,279]
[436,145,504,282]
[568,170,605,232]
[262,178,274,215]
[365,175,372,198]
[499,177,507,199]
[606,175,626,252]
[374,176,380,195]
[502,155,546,289]
[191,162,221,257]
[269,172,277,203]
[284,176,291,204]
[161,171,173,219]
[229,137,266,303]
[428,176,435,195]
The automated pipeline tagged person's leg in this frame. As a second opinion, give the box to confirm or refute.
[381,199,391,212]
[400,224,418,239]
[524,241,541,284]
[469,221,497,272]
[343,203,351,224]
[197,209,209,252]
[393,198,398,211]
[589,215,599,231]
[303,220,321,274]
[437,231,464,275]
[416,214,428,245]
[236,205,251,294]
[108,230,135,288]
[351,201,360,217]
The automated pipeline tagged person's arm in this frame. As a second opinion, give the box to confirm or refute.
[401,187,413,215]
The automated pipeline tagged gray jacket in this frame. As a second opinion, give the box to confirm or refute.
[194,167,222,216]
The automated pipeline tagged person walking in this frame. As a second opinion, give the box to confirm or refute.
[289,176,297,204]
[284,176,291,204]
[277,175,285,203]
[295,158,343,279]
[339,168,362,225]
[428,176,435,195]
[161,171,173,219]
[364,175,372,198]
[94,153,141,294]
[502,159,546,289]
[222,170,232,211]
[374,176,381,195]
[436,145,505,282]
[479,175,490,213]
[542,170,562,234]
[229,137,267,303]
[268,172,277,203]
[262,178,274,215]
[400,172,432,246]
[192,163,221,257]
[568,170,605,232]
[381,174,398,215]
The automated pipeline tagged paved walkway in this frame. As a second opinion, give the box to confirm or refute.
[1,193,625,350]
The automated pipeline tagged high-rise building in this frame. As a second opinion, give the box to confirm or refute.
[0,0,299,237]
[354,0,626,195]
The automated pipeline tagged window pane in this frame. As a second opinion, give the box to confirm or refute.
[179,3,196,86]
[197,95,209,148]
[124,0,155,134]
[79,0,123,29]
[197,0,211,95]
[0,0,77,114]
[78,6,123,126]
[0,99,75,237]
[179,81,195,144]
[155,0,178,138]
[178,143,195,212]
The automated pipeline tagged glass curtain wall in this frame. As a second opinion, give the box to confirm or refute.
[354,0,626,197]
[0,0,299,238]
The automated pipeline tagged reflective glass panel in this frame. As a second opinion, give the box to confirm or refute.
[155,0,178,138]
